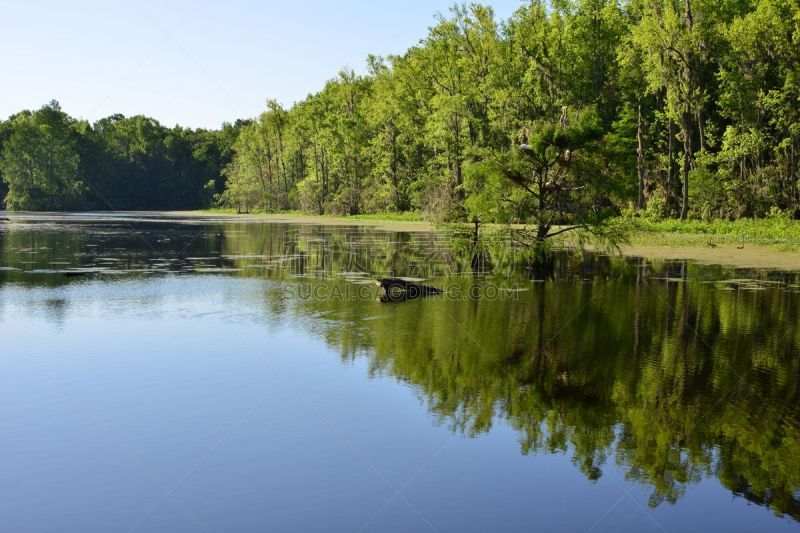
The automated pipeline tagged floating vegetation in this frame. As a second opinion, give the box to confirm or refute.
[715,278,789,291]
[1,214,799,293]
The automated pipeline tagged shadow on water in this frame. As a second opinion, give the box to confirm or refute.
[1,214,800,521]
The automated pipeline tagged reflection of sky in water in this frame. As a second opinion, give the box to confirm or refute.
[0,215,799,531]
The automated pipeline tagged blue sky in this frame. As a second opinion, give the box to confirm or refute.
[1,0,523,129]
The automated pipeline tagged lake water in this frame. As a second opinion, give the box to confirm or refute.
[1,213,799,532]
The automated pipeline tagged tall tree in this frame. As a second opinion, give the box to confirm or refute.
[630,0,706,219]
[0,101,83,210]
[465,107,611,244]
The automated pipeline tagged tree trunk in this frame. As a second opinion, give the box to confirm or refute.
[536,169,549,242]
[668,117,676,215]
[791,135,798,215]
[536,224,550,243]
[265,142,274,211]
[390,127,400,209]
[453,116,464,203]
[695,109,706,152]
[637,100,646,210]
[680,0,695,220]
[312,145,323,214]
[321,147,329,209]
[680,110,692,220]
[592,11,602,98]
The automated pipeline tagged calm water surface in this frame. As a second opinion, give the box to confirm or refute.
[1,213,799,532]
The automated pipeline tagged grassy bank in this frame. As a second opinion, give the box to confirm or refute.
[181,208,425,222]
[625,217,800,251]
[182,210,800,248]
[5,210,798,269]
[171,209,433,231]
[614,217,800,270]
[172,210,800,270]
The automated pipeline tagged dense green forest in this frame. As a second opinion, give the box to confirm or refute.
[2,0,799,227]
[0,102,246,211]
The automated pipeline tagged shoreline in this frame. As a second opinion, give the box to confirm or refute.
[3,210,800,271]
[616,244,800,271]
[168,210,437,231]
[171,211,800,269]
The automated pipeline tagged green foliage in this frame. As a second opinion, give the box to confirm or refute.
[346,211,424,222]
[81,115,242,210]
[625,215,800,249]
[216,0,800,226]
[1,102,83,210]
[465,107,614,244]
[643,188,670,222]
[0,104,241,211]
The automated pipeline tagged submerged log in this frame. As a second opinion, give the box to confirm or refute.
[376,278,443,302]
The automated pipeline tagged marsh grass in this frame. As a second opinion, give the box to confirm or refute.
[175,210,800,251]
[344,211,424,222]
[626,217,800,251]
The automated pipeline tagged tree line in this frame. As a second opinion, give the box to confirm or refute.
[2,0,799,225]
[0,101,246,211]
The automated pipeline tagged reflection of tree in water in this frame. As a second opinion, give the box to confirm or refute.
[2,219,800,519]
[287,255,800,521]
